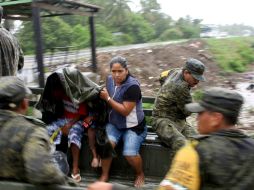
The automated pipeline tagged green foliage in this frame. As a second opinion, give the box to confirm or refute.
[71,24,90,48]
[145,116,153,126]
[26,107,34,116]
[17,21,35,54]
[143,103,153,109]
[206,37,254,72]
[122,13,155,43]
[175,16,201,39]
[42,17,73,49]
[89,0,132,27]
[16,0,254,55]
[142,102,153,126]
[159,28,183,40]
[140,0,161,13]
[192,89,204,101]
[152,13,172,37]
[17,0,205,53]
[113,33,134,45]
[228,60,245,72]
[95,24,114,47]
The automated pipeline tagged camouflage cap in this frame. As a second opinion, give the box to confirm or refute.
[185,87,244,116]
[184,58,206,81]
[0,76,31,108]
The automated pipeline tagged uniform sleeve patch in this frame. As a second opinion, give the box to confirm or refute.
[162,142,200,190]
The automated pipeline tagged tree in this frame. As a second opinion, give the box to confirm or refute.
[140,0,161,13]
[121,13,155,43]
[95,24,114,47]
[88,0,132,28]
[18,17,75,54]
[17,21,35,54]
[71,24,90,48]
[159,28,183,40]
[175,16,201,38]
[140,0,172,38]
[42,17,74,50]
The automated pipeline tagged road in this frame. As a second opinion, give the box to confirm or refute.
[18,40,186,85]
[22,40,186,69]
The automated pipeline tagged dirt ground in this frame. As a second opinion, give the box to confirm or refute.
[85,39,252,96]
[77,39,254,129]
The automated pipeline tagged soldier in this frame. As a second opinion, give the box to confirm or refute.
[0,76,66,185]
[152,58,205,155]
[158,87,254,190]
[0,6,24,76]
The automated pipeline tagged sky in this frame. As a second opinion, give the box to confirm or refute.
[130,0,254,27]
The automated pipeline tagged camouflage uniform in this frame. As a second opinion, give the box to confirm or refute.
[152,68,196,153]
[158,130,254,190]
[158,88,254,190]
[0,76,66,185]
[195,129,254,189]
[0,7,24,76]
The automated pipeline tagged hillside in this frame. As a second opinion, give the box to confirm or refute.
[84,39,253,96]
[78,39,254,130]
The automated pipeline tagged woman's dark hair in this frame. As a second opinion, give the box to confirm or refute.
[109,56,128,69]
[109,56,134,78]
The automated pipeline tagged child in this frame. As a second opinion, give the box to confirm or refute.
[47,86,99,183]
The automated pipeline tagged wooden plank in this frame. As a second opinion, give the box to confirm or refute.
[0,0,32,6]
[29,87,43,95]
[0,181,85,190]
[33,2,94,16]
[144,109,153,116]
[143,96,155,104]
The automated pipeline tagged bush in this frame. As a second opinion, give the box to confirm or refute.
[238,47,254,64]
[206,37,254,72]
[95,24,114,47]
[159,28,183,40]
[145,116,153,126]
[113,33,134,45]
[192,89,204,101]
[228,60,246,72]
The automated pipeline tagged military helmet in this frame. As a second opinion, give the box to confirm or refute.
[185,87,243,117]
[0,76,31,109]
[184,58,206,81]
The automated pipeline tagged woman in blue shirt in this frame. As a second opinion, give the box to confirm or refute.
[100,56,147,187]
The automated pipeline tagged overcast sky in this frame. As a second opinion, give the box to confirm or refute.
[131,0,254,26]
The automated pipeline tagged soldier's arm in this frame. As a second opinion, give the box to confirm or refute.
[174,84,192,117]
[23,127,66,185]
[158,143,201,190]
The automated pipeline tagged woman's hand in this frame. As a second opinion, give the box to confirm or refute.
[100,88,110,101]
[99,87,136,116]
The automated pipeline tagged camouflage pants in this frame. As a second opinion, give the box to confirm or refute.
[152,117,197,155]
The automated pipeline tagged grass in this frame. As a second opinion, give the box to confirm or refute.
[192,89,204,101]
[143,103,153,109]
[205,37,254,72]
[26,107,34,116]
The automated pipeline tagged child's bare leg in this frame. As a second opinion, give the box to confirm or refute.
[88,128,100,167]
[71,143,80,175]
